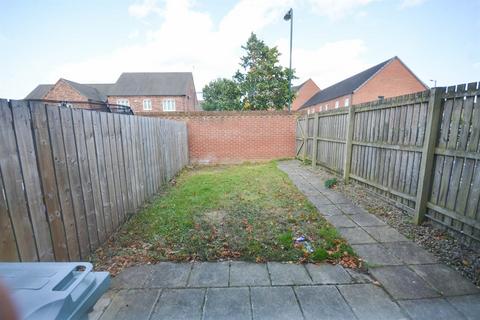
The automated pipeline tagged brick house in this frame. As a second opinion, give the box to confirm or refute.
[26,72,199,113]
[291,78,320,111]
[300,56,428,113]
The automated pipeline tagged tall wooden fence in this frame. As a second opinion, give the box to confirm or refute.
[296,82,480,242]
[0,100,188,262]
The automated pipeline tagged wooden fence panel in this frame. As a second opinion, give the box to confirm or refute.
[296,83,480,242]
[426,82,480,241]
[0,100,188,262]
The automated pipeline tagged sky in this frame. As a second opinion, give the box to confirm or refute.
[0,0,479,99]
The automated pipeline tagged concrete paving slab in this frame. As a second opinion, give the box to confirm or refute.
[325,214,356,228]
[411,264,480,296]
[144,262,191,288]
[297,185,319,196]
[251,286,303,320]
[230,262,270,286]
[383,242,438,265]
[447,294,480,320]
[398,298,466,320]
[203,287,251,320]
[338,227,377,244]
[363,226,408,243]
[110,265,153,289]
[308,194,333,206]
[187,262,229,287]
[315,204,344,216]
[336,202,368,214]
[100,289,160,320]
[305,264,353,284]
[370,266,440,300]
[352,244,403,266]
[349,213,386,227]
[295,285,356,320]
[151,288,205,320]
[322,192,352,205]
[267,262,312,285]
[337,284,407,320]
[345,268,375,283]
[89,290,117,320]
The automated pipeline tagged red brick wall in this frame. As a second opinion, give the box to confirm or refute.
[108,95,196,113]
[292,79,320,111]
[352,58,427,104]
[138,111,297,164]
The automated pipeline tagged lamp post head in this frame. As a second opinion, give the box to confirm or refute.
[284,8,292,21]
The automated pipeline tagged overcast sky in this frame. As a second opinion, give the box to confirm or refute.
[1,0,479,99]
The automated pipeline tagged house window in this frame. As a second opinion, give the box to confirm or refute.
[162,99,176,112]
[335,101,339,109]
[344,98,350,107]
[325,104,328,110]
[143,99,152,110]
[117,99,130,107]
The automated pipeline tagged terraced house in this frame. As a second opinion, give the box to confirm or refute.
[300,56,427,113]
[26,72,199,113]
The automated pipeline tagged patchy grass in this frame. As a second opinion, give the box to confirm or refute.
[93,162,358,274]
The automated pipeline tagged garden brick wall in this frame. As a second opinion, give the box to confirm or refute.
[139,111,297,164]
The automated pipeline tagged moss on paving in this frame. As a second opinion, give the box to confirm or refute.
[93,162,357,272]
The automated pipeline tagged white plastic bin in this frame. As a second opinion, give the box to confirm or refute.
[0,262,109,320]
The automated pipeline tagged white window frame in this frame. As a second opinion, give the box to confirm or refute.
[143,99,152,111]
[335,100,339,109]
[344,98,350,107]
[162,99,176,112]
[116,99,130,107]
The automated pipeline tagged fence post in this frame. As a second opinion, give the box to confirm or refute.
[343,106,355,183]
[302,114,308,162]
[414,87,444,225]
[311,113,319,168]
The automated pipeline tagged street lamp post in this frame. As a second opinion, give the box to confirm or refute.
[284,8,293,112]
[429,79,437,88]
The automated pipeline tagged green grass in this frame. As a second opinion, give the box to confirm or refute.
[93,162,357,272]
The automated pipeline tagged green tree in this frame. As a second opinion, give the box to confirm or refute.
[202,78,242,111]
[234,33,295,110]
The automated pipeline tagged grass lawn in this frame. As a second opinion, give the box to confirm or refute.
[93,162,358,274]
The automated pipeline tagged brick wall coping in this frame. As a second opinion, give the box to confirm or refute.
[135,110,299,117]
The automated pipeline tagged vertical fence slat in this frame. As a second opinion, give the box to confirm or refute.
[0,157,19,261]
[0,100,38,261]
[60,107,90,258]
[83,111,106,244]
[11,100,54,261]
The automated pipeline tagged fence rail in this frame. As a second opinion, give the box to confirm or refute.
[0,100,188,262]
[296,82,480,242]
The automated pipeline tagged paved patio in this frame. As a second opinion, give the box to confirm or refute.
[89,161,480,320]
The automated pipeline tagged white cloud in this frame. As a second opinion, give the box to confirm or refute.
[128,0,161,18]
[49,0,372,94]
[307,0,377,19]
[474,62,480,69]
[399,0,427,9]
